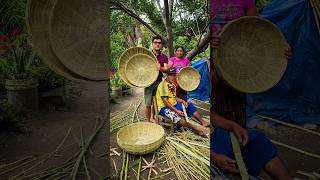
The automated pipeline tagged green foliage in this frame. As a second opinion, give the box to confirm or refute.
[256,0,273,12]
[0,0,27,35]
[110,72,123,88]
[0,99,26,132]
[0,39,37,80]
[110,32,126,70]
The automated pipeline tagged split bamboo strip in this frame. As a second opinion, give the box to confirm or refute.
[120,151,126,180]
[271,139,320,160]
[124,153,129,180]
[230,132,249,180]
[70,119,104,180]
[137,156,142,180]
[182,104,189,123]
[297,170,317,179]
[310,0,320,33]
[258,115,320,137]
[194,105,210,112]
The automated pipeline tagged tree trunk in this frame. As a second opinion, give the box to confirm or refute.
[186,31,210,61]
[163,0,174,57]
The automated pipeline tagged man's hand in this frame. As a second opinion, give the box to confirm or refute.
[231,123,248,146]
[284,46,292,60]
[212,154,237,173]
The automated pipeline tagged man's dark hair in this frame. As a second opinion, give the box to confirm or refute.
[152,35,163,43]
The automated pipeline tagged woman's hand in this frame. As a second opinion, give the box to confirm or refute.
[212,153,238,173]
[211,34,220,50]
[231,123,248,146]
[176,110,185,117]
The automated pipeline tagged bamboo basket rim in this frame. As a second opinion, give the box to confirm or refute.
[215,16,288,93]
[25,0,93,83]
[48,0,108,81]
[117,122,165,155]
[177,66,201,91]
[118,47,157,87]
[124,53,159,88]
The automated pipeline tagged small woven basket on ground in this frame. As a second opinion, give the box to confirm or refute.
[177,67,201,91]
[215,16,288,93]
[125,53,159,88]
[117,122,165,155]
[118,47,156,87]
[49,0,108,81]
[26,0,91,82]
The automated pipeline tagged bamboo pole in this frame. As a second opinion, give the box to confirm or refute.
[182,104,189,123]
[230,132,249,180]
[258,115,320,137]
[271,139,320,160]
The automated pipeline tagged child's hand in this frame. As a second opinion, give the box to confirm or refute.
[176,110,184,117]
[182,101,188,108]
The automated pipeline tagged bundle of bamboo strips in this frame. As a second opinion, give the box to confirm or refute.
[0,118,105,179]
[158,130,210,180]
[110,99,144,132]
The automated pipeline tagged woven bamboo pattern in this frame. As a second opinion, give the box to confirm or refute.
[215,16,288,93]
[118,47,156,87]
[49,0,107,80]
[26,0,91,82]
[177,67,201,91]
[125,53,159,88]
[117,122,165,155]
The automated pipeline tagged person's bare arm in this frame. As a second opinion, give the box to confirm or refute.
[211,111,248,145]
[176,97,188,108]
[162,97,184,116]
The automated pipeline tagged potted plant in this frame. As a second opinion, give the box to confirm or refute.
[1,39,39,110]
[110,72,122,98]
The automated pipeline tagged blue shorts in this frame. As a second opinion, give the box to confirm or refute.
[211,128,277,177]
[159,102,197,123]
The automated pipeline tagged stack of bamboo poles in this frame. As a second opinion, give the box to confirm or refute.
[0,118,105,179]
[159,130,210,180]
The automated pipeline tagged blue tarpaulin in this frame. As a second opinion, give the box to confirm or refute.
[247,0,320,127]
[187,58,210,102]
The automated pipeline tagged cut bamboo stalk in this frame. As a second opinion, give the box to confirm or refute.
[182,104,189,123]
[194,105,210,112]
[137,156,142,180]
[124,153,129,180]
[258,115,320,137]
[230,132,249,180]
[120,151,125,180]
[271,139,320,160]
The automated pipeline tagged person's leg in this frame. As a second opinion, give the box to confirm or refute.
[242,129,292,179]
[144,86,153,122]
[264,157,293,180]
[177,118,208,135]
[159,107,207,135]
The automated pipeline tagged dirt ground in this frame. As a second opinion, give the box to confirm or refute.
[0,81,109,179]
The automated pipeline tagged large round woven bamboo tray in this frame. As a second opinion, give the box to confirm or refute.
[117,122,165,155]
[118,47,156,87]
[49,0,107,81]
[26,0,91,82]
[125,53,159,88]
[215,16,288,93]
[177,67,201,91]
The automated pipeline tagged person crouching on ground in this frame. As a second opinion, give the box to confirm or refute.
[155,67,209,135]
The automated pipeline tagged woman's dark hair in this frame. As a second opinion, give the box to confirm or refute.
[175,46,185,52]
[152,35,163,43]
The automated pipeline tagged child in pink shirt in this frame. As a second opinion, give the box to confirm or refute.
[168,46,191,101]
